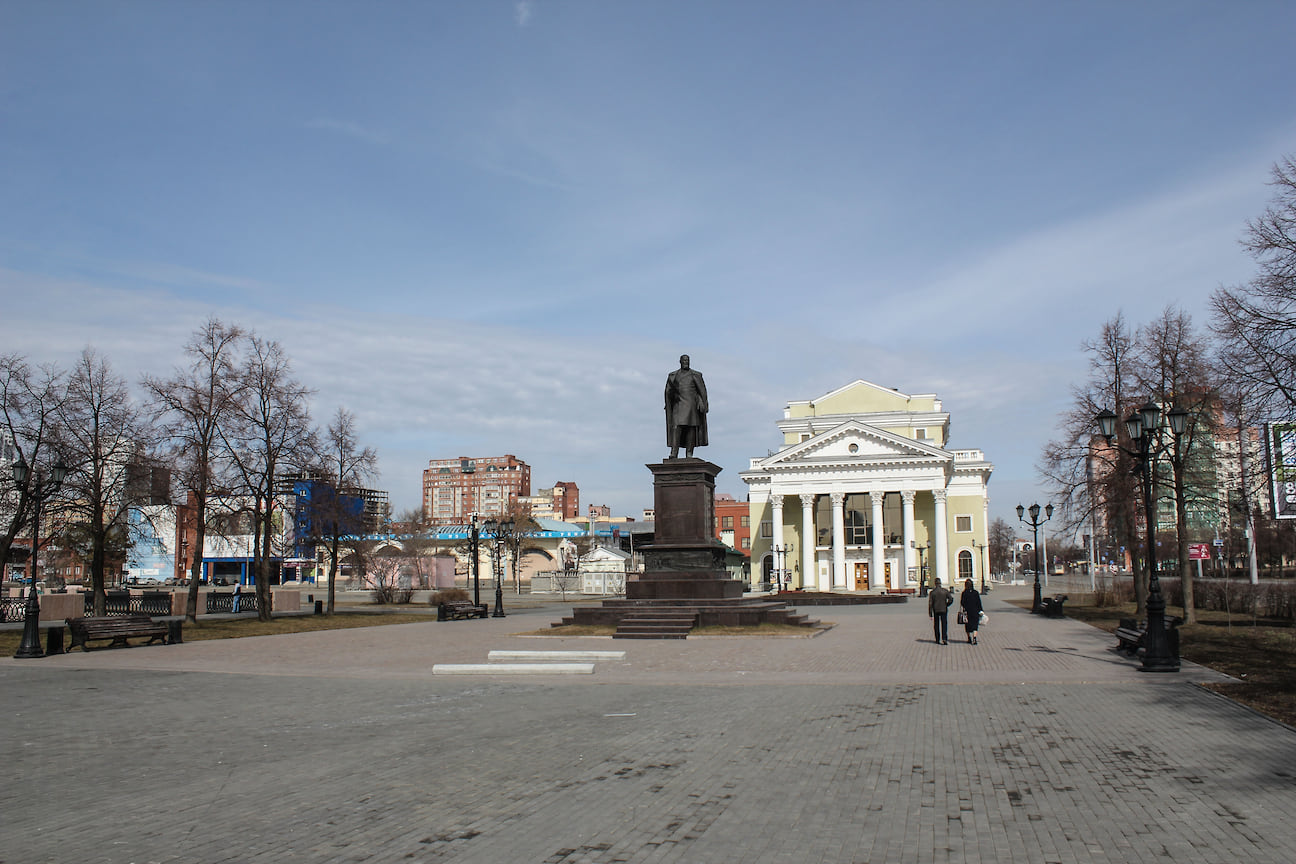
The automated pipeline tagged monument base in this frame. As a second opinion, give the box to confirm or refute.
[559,456,818,636]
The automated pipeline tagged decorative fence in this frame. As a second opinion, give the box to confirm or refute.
[205,591,260,614]
[84,592,174,617]
[1,594,28,622]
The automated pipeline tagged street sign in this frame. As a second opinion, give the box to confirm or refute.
[1188,543,1211,561]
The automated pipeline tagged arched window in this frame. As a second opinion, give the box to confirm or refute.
[957,550,974,582]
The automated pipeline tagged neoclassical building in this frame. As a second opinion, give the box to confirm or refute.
[741,381,993,592]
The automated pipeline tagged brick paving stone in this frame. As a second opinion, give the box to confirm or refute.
[3,586,1295,863]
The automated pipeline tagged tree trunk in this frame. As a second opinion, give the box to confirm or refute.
[1175,465,1195,624]
[186,497,207,623]
[91,519,107,618]
[327,533,340,616]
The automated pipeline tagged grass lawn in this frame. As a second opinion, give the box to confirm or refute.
[0,611,442,656]
[1019,599,1296,728]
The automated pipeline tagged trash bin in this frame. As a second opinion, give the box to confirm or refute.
[45,625,64,656]
[314,600,323,615]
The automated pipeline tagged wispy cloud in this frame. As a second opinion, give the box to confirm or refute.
[305,117,391,146]
[515,1,535,28]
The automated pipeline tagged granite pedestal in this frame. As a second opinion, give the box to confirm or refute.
[562,459,815,635]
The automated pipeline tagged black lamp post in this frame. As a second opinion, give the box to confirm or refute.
[11,457,69,659]
[976,541,989,594]
[771,543,792,592]
[1017,502,1053,614]
[483,518,513,618]
[469,513,481,607]
[1096,400,1188,672]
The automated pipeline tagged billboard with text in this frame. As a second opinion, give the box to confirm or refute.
[1268,423,1296,519]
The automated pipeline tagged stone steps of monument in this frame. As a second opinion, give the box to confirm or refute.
[613,611,698,640]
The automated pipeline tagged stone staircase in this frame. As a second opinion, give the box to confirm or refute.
[613,609,699,640]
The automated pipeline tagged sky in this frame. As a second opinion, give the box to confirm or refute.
[2,1,1295,533]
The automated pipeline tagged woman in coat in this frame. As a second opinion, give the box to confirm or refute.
[960,579,983,644]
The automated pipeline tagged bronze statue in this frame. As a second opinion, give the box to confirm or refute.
[665,354,708,458]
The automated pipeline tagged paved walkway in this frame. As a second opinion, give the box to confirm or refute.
[3,586,1293,863]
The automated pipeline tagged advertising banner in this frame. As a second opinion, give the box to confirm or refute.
[1269,423,1296,519]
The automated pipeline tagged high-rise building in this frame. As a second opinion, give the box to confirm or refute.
[423,455,531,525]
[519,481,580,521]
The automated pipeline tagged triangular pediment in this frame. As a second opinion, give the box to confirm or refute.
[758,420,949,469]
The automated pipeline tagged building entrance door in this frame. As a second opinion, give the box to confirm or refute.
[854,562,868,590]
[883,561,893,591]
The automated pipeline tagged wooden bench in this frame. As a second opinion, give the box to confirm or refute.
[1039,595,1068,617]
[437,601,489,621]
[66,615,172,651]
[1114,616,1182,657]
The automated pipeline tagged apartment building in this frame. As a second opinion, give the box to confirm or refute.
[423,455,531,525]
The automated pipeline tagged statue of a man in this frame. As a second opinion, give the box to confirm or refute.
[665,354,708,459]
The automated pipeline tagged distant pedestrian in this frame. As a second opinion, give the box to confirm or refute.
[960,579,983,644]
[231,580,242,614]
[928,578,952,644]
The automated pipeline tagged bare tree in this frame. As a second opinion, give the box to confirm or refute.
[987,517,1015,578]
[141,318,245,622]
[1133,306,1217,622]
[1214,381,1265,586]
[221,336,315,621]
[1040,313,1150,614]
[0,354,67,580]
[57,348,154,616]
[312,406,378,615]
[1211,154,1296,420]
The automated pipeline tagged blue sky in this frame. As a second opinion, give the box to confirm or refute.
[3,1,1294,530]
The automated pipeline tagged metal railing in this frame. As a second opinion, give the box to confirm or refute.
[84,592,174,617]
[206,591,260,614]
[2,595,29,623]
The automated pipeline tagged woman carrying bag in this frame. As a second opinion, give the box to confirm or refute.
[959,579,983,645]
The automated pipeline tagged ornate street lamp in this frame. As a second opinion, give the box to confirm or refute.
[976,541,989,594]
[483,518,514,618]
[469,513,481,608]
[11,457,69,659]
[917,543,930,596]
[1017,502,1053,613]
[771,543,793,592]
[1096,400,1190,672]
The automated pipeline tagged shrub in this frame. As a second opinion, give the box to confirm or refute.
[429,588,469,606]
[1092,575,1134,607]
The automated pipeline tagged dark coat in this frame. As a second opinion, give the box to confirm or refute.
[665,366,708,448]
[960,587,983,631]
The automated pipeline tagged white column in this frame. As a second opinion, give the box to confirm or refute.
[831,492,846,590]
[869,490,885,590]
[902,490,916,585]
[800,493,815,591]
[771,496,785,554]
[982,498,990,587]
[933,488,949,587]
[771,496,785,588]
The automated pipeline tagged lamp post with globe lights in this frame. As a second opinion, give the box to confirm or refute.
[11,457,69,659]
[1016,502,1052,614]
[1095,400,1189,672]
[482,518,514,618]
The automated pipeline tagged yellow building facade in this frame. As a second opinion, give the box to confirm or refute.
[740,380,993,592]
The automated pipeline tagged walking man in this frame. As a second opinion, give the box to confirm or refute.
[928,577,951,644]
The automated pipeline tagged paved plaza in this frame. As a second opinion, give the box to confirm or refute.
[4,585,1295,864]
